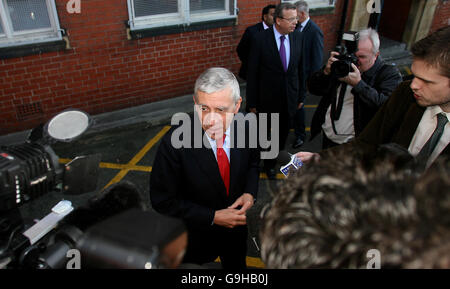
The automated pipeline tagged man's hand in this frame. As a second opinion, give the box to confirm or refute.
[298,102,304,109]
[323,51,340,75]
[339,63,361,86]
[295,151,320,164]
[213,208,247,229]
[213,194,254,228]
[229,193,254,214]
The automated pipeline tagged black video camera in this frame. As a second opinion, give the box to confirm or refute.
[0,110,187,269]
[331,31,359,78]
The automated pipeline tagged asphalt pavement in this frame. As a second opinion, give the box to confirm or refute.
[0,47,412,267]
[0,82,323,268]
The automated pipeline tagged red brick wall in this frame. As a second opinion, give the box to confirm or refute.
[0,0,349,135]
[311,0,355,54]
[431,0,450,32]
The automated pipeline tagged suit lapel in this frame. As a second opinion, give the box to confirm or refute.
[229,142,242,200]
[190,117,228,202]
[257,22,264,32]
[393,103,426,148]
[267,28,284,72]
[287,32,296,72]
[303,21,312,33]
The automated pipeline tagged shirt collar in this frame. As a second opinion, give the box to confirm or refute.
[428,106,450,122]
[205,126,231,148]
[262,21,269,30]
[273,25,288,41]
[299,17,310,31]
[363,56,382,79]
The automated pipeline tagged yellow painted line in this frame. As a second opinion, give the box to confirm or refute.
[128,126,171,166]
[103,125,171,189]
[290,127,310,132]
[246,256,266,268]
[404,66,412,75]
[59,158,152,172]
[260,172,286,180]
[304,105,318,108]
[101,163,152,172]
[214,257,266,268]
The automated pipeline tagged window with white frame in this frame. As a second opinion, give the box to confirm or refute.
[282,0,335,9]
[0,0,62,48]
[128,0,236,30]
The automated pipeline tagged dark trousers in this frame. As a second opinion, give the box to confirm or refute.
[182,225,248,270]
[259,111,290,170]
[293,106,306,141]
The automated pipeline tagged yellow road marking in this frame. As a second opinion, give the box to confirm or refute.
[304,104,318,108]
[59,164,281,180]
[260,172,286,180]
[103,125,170,189]
[404,66,412,75]
[290,127,310,132]
[59,158,152,172]
[60,124,300,182]
[214,257,266,268]
[246,256,266,268]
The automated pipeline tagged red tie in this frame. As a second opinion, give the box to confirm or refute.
[216,134,230,196]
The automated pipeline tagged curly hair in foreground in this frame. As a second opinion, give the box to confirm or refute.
[260,147,450,269]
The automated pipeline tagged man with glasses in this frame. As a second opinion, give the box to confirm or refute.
[246,2,303,179]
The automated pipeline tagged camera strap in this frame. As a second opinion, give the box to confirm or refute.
[330,82,347,135]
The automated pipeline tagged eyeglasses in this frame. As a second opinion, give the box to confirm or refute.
[280,17,299,23]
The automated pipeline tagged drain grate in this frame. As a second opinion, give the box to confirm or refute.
[15,102,43,120]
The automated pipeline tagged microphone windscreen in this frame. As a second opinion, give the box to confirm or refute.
[64,181,146,231]
[277,151,292,166]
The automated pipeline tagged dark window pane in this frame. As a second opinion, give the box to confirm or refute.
[7,0,51,32]
[0,22,4,34]
[190,0,224,13]
[133,0,178,17]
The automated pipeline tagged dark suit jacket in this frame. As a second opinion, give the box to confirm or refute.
[246,26,303,118]
[308,57,403,140]
[355,81,450,156]
[296,19,324,102]
[236,22,265,80]
[149,114,260,261]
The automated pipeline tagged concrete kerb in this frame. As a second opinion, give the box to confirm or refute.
[0,82,247,146]
[0,94,194,146]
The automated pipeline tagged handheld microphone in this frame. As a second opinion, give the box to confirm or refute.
[278,151,303,177]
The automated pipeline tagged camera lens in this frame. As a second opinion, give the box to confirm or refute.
[331,60,351,78]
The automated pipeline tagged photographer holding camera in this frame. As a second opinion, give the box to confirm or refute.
[308,28,402,149]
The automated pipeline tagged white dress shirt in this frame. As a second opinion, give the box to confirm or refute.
[273,25,290,68]
[408,106,450,167]
[205,126,231,162]
[298,17,310,32]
